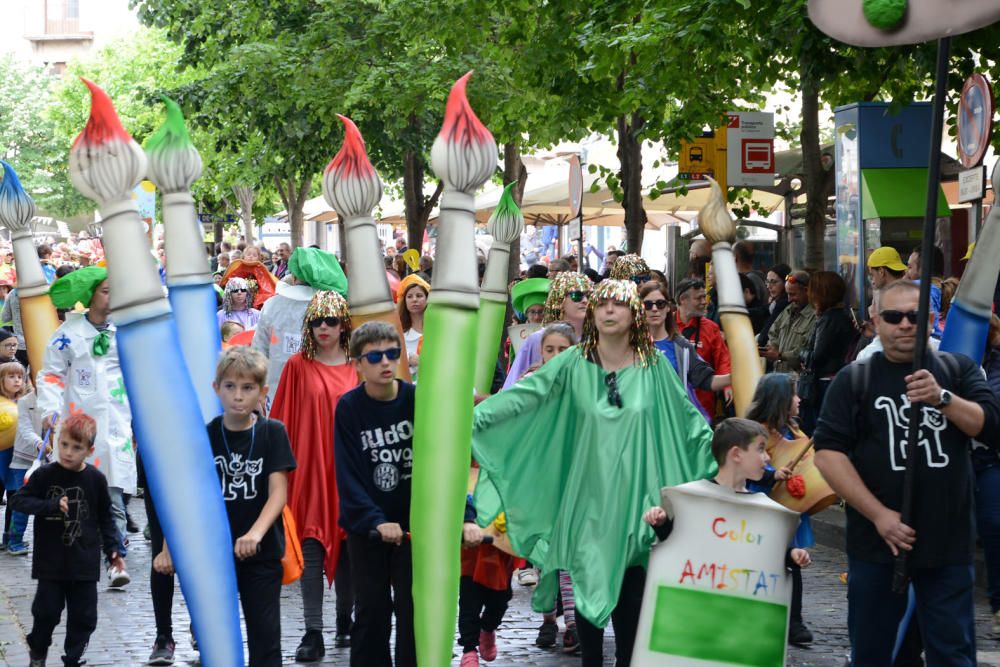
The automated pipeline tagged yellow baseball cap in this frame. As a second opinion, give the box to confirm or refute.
[867,246,907,272]
[962,242,975,261]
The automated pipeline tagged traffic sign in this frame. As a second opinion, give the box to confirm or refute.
[958,166,986,203]
[567,154,583,219]
[726,112,775,187]
[679,134,716,179]
[958,73,994,169]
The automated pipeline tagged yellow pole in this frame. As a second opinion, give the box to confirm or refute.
[21,294,60,381]
[699,177,762,416]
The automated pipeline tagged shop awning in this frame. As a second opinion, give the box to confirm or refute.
[861,168,950,219]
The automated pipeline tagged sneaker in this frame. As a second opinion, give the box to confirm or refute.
[535,620,558,648]
[7,542,29,556]
[147,635,175,665]
[992,609,1000,635]
[562,625,580,654]
[295,629,325,662]
[107,563,130,588]
[334,633,350,648]
[516,568,538,587]
[479,630,497,662]
[126,515,140,534]
[459,650,479,667]
[788,620,813,646]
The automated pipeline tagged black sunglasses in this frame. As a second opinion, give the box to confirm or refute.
[362,347,402,364]
[643,299,670,311]
[605,372,624,408]
[880,310,919,325]
[632,274,652,285]
[230,288,248,293]
[567,290,588,303]
[309,316,342,328]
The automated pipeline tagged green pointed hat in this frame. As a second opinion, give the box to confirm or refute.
[288,247,348,295]
[48,266,108,309]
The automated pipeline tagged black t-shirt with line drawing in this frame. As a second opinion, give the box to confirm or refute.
[208,415,296,562]
[335,380,415,535]
[814,351,1000,567]
[12,462,119,581]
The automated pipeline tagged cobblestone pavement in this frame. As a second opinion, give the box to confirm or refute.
[1,498,1000,666]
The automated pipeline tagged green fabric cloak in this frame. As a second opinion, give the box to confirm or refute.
[472,347,716,628]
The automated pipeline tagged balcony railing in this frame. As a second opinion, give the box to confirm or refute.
[45,17,81,35]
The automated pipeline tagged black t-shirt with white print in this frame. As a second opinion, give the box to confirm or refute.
[814,351,1000,567]
[208,415,296,562]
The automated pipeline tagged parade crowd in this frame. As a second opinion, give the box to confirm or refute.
[1,230,999,667]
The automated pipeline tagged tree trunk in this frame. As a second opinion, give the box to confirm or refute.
[232,185,256,246]
[403,151,444,256]
[800,62,825,272]
[617,110,647,255]
[503,141,528,284]
[274,175,312,249]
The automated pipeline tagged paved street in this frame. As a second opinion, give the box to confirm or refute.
[1,498,1000,666]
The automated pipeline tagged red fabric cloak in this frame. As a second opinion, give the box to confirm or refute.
[270,353,358,585]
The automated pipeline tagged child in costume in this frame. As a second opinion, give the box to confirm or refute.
[13,413,125,667]
[207,346,296,667]
[745,373,821,646]
[217,277,261,329]
[270,291,359,661]
[502,272,591,388]
[473,279,716,667]
[642,416,811,572]
[0,361,29,552]
[38,266,134,588]
[335,322,416,667]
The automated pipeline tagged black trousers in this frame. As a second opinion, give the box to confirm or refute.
[27,579,98,666]
[458,576,512,652]
[143,476,175,639]
[790,563,803,624]
[346,533,415,667]
[236,559,284,667]
[576,566,646,667]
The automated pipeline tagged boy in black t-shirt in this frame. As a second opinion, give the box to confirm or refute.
[208,346,296,667]
[13,413,124,667]
[335,322,416,667]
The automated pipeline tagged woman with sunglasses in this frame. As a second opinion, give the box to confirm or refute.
[397,275,430,380]
[502,271,591,389]
[638,281,729,422]
[269,291,359,662]
[217,276,261,330]
[473,280,715,667]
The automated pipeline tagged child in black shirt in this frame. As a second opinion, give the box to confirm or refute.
[13,413,124,667]
[335,322,416,667]
[208,346,296,667]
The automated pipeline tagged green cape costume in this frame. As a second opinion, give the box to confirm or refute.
[472,347,716,628]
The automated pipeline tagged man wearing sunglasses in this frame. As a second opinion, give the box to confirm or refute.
[814,280,1000,665]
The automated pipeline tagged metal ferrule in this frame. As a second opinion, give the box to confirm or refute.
[711,243,749,315]
[429,190,481,310]
[98,198,171,314]
[162,191,212,286]
[11,230,49,297]
[480,241,510,303]
[342,213,394,315]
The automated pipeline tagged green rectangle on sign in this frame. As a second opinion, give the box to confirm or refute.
[649,585,787,667]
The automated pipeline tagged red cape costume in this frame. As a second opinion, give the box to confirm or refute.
[270,353,358,584]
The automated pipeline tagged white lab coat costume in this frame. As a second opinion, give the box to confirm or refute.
[252,282,316,407]
[36,312,136,493]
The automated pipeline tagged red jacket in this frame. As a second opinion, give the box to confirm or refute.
[675,313,731,418]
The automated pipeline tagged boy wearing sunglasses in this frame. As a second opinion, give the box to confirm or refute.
[335,321,416,667]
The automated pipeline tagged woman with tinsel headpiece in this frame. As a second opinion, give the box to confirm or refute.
[269,290,358,661]
[472,279,715,667]
[501,271,592,389]
[217,277,261,330]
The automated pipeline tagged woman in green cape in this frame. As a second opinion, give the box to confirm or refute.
[472,279,716,667]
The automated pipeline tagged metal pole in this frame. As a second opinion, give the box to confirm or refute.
[894,36,951,594]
